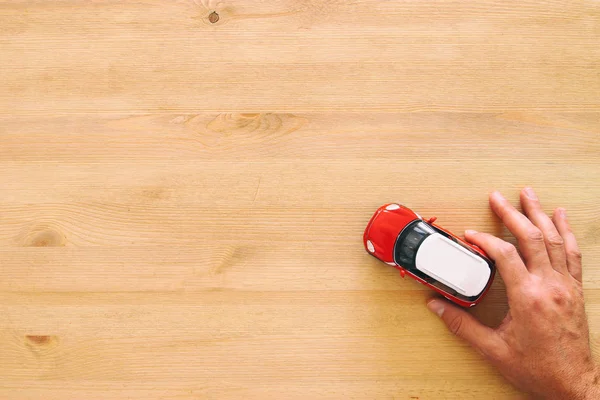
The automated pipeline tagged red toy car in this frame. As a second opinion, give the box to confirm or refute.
[364,203,495,307]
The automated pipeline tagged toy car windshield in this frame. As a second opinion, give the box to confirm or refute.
[394,220,492,301]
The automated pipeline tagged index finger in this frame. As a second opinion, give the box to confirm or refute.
[465,230,528,291]
[489,191,551,274]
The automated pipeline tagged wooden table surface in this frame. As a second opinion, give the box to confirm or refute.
[1,1,599,398]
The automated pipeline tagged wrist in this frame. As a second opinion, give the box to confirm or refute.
[570,363,600,400]
[542,362,600,400]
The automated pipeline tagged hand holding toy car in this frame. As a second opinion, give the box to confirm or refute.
[365,188,599,399]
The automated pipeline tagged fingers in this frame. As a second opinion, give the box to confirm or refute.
[427,299,507,361]
[520,188,568,275]
[489,191,551,274]
[465,230,527,291]
[552,208,583,282]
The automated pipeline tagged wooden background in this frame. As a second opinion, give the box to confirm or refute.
[1,0,599,398]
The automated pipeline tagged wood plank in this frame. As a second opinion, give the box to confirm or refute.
[1,113,599,162]
[1,0,598,113]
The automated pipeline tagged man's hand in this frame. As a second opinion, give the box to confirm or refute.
[426,188,599,399]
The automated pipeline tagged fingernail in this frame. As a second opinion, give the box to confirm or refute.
[524,187,538,200]
[559,208,567,219]
[491,190,504,200]
[465,229,478,236]
[427,299,445,317]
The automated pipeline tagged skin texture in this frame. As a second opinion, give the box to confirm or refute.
[426,188,599,399]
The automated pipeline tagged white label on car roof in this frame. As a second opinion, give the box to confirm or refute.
[415,233,490,297]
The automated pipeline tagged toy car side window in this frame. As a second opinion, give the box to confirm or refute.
[393,220,435,269]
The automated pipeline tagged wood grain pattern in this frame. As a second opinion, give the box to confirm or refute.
[0,0,599,398]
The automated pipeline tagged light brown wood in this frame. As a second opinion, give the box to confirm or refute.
[0,0,598,398]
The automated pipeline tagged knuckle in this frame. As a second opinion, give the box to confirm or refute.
[546,235,564,248]
[522,285,544,307]
[526,227,544,243]
[549,286,571,306]
[498,242,518,259]
[447,315,464,336]
[568,249,583,262]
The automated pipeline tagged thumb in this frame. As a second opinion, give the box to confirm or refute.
[427,298,504,359]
